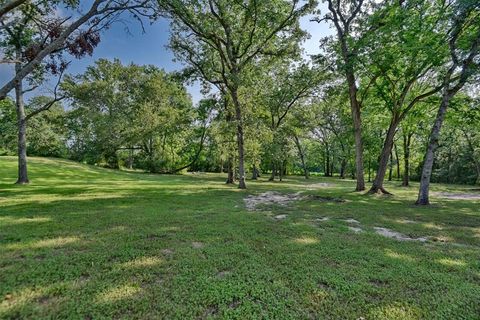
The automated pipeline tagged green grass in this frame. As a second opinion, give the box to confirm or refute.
[0,156,479,319]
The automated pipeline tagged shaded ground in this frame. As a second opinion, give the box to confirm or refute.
[0,156,479,319]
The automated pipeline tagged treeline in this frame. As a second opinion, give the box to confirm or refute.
[1,57,478,185]
[0,0,479,206]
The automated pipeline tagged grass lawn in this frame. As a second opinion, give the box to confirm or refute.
[0,156,479,319]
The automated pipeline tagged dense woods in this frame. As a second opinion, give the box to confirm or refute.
[1,0,479,203]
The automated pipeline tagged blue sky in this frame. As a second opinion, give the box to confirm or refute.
[0,3,332,104]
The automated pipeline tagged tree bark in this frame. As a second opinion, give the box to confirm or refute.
[368,119,399,194]
[388,151,393,181]
[14,50,28,184]
[252,164,258,180]
[325,142,330,177]
[0,0,27,19]
[226,156,234,184]
[347,72,366,191]
[394,143,400,180]
[402,133,412,187]
[367,156,371,182]
[269,163,275,181]
[230,88,246,189]
[416,94,452,204]
[293,134,308,179]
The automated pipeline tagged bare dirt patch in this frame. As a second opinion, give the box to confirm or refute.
[374,227,427,242]
[348,226,363,233]
[435,192,480,200]
[244,191,303,211]
[192,242,204,249]
[161,248,174,255]
[343,218,360,224]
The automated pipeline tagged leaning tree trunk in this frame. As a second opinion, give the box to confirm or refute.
[402,133,412,187]
[15,52,29,185]
[416,95,451,203]
[388,151,393,181]
[231,89,246,189]
[369,118,399,194]
[417,94,453,205]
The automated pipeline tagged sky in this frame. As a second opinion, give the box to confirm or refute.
[0,2,332,104]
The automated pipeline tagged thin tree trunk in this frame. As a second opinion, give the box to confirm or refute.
[293,134,308,179]
[416,94,452,204]
[279,161,283,182]
[325,142,330,177]
[394,143,400,180]
[369,119,399,194]
[15,49,28,184]
[252,164,258,180]
[226,156,234,184]
[388,151,393,181]
[367,156,371,182]
[231,89,246,189]
[269,162,276,181]
[462,130,480,185]
[402,133,412,187]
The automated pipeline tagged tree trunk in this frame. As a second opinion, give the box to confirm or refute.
[325,142,330,177]
[416,94,452,205]
[462,130,480,185]
[394,143,400,180]
[279,161,283,182]
[269,162,276,181]
[293,134,308,179]
[226,156,234,184]
[369,119,399,194]
[230,89,246,189]
[388,151,393,181]
[340,158,346,179]
[15,50,29,185]
[367,156,371,182]
[252,164,258,180]
[345,60,365,191]
[402,133,412,187]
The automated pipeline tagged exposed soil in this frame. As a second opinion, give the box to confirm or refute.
[244,191,304,211]
[436,192,480,200]
[374,227,427,242]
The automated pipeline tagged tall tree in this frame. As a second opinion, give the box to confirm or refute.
[163,0,314,188]
[416,1,480,205]
[366,0,448,194]
[316,0,369,191]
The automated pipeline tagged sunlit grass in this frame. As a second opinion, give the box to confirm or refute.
[0,156,479,319]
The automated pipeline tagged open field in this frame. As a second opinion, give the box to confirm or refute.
[0,156,479,319]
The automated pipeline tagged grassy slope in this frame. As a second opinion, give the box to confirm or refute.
[0,156,479,320]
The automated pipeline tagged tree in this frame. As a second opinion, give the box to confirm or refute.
[163,0,314,188]
[0,0,156,100]
[416,1,480,205]
[316,0,371,191]
[365,0,448,194]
